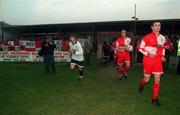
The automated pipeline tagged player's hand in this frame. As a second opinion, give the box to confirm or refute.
[70,49,75,54]
[125,46,129,50]
[148,53,155,58]
[117,46,126,51]
[161,56,166,62]
[117,48,121,51]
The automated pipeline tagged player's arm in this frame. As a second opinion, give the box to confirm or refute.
[160,36,166,61]
[138,36,155,58]
[114,41,118,53]
[126,38,133,51]
[115,40,127,51]
[118,46,127,50]
[69,43,74,54]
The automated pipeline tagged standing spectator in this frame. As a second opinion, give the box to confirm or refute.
[62,38,70,51]
[84,36,92,65]
[164,36,173,70]
[112,39,118,66]
[177,39,180,74]
[109,41,115,62]
[102,41,111,67]
[0,42,3,51]
[41,36,56,74]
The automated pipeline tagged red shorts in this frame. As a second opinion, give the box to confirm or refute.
[117,52,130,65]
[143,56,163,76]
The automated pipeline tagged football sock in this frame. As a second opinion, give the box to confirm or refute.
[124,66,129,75]
[118,66,123,76]
[78,67,83,76]
[152,83,160,100]
[140,77,147,88]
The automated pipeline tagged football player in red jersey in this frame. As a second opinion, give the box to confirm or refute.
[138,21,166,106]
[115,29,133,80]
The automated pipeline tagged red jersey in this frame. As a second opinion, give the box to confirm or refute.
[35,40,42,49]
[115,37,131,54]
[138,32,166,58]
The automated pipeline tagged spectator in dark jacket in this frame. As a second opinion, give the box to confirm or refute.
[41,36,56,74]
[102,41,111,67]
[164,36,173,70]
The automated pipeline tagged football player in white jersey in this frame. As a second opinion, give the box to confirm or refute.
[69,34,84,80]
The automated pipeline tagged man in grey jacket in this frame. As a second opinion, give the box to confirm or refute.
[84,36,92,65]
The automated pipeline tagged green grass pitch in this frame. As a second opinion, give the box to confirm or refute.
[0,61,180,115]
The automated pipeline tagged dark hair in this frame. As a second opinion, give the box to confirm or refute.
[151,21,161,26]
[103,41,107,45]
[69,33,78,39]
[121,29,127,32]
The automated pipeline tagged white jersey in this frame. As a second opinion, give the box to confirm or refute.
[69,41,84,61]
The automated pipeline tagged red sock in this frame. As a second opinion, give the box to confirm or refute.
[124,66,129,74]
[152,83,160,100]
[118,67,123,76]
[140,78,146,88]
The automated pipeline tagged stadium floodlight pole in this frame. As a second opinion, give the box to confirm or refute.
[1,21,5,41]
[131,4,138,66]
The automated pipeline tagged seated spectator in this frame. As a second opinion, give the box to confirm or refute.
[0,43,3,51]
[20,45,25,51]
[14,40,20,46]
[8,45,15,51]
[2,40,8,46]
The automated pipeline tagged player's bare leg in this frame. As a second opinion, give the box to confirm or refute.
[70,64,84,81]
[152,74,161,106]
[117,64,123,80]
[123,61,130,79]
[139,75,151,93]
[70,64,76,70]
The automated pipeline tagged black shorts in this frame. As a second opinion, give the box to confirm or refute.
[70,59,84,68]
